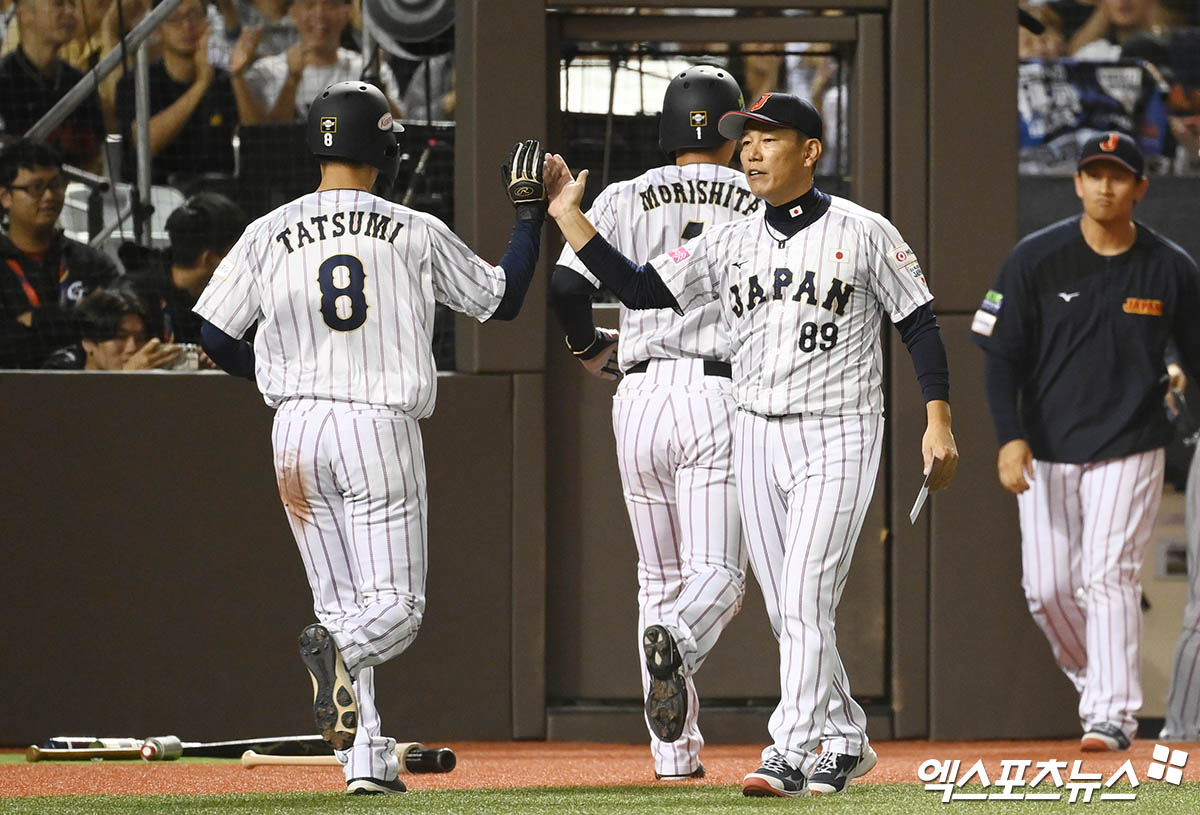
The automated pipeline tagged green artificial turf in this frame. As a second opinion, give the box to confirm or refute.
[2,783,1197,815]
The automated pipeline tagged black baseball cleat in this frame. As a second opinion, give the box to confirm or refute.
[642,624,687,743]
[656,764,706,781]
[298,624,358,751]
[347,776,407,795]
[743,752,809,797]
[808,744,878,794]
[1081,722,1131,751]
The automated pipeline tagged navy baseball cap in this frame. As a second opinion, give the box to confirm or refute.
[1077,131,1145,178]
[718,92,823,142]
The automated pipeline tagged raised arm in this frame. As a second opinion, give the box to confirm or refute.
[544,154,680,311]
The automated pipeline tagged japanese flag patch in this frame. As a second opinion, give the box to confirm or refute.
[830,248,849,262]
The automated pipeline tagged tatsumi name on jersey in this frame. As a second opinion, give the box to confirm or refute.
[274,210,405,254]
[638,179,760,214]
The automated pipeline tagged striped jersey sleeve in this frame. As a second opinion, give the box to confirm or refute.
[194,228,264,339]
[855,205,934,322]
[420,212,506,321]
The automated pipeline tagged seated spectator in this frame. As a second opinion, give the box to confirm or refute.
[43,283,183,369]
[0,140,117,368]
[234,0,400,123]
[124,191,246,343]
[1019,4,1067,59]
[206,0,296,72]
[0,0,105,172]
[114,0,245,185]
[1069,0,1170,60]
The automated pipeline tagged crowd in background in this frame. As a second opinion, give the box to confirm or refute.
[2,2,1200,370]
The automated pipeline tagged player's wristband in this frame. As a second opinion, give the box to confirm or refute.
[567,334,598,356]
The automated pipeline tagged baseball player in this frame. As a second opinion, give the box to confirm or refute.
[544,92,959,797]
[193,80,549,795]
[973,132,1200,751]
[1163,401,1200,741]
[551,65,751,781]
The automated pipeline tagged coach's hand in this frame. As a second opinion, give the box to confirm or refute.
[545,154,588,220]
[503,139,546,220]
[922,400,959,493]
[998,439,1034,494]
[569,328,620,381]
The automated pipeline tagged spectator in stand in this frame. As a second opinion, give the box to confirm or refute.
[1020,4,1068,59]
[206,0,296,72]
[126,191,246,344]
[0,0,105,172]
[233,0,400,124]
[1069,0,1170,60]
[43,284,183,369]
[114,0,245,185]
[0,140,117,369]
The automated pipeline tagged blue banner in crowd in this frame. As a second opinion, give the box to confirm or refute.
[1018,59,1169,174]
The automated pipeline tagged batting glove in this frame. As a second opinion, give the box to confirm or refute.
[502,139,546,220]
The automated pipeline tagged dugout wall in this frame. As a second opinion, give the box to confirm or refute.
[3,1,1086,746]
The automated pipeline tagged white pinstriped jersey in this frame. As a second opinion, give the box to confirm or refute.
[556,163,757,369]
[193,189,505,418]
[655,195,933,416]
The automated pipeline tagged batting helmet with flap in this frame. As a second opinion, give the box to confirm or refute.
[658,65,744,156]
[308,81,404,181]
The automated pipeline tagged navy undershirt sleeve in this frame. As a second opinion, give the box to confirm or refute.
[489,216,543,321]
[983,352,1024,446]
[575,234,681,312]
[200,321,255,380]
[550,264,599,350]
[895,303,950,403]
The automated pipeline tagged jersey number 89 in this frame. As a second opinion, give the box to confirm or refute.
[798,321,838,352]
[318,254,367,331]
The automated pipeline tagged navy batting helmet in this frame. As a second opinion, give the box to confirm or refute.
[308,81,404,180]
[658,65,744,156]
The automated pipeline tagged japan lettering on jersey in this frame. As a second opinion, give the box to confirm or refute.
[654,196,933,416]
[556,163,758,368]
[193,189,505,418]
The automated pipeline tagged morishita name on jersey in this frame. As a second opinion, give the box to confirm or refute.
[728,269,854,319]
[274,210,405,253]
[639,179,761,214]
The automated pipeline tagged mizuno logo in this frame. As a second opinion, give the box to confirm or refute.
[732,261,745,268]
[1058,292,1080,302]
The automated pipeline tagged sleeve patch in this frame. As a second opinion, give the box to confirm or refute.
[889,243,919,269]
[668,246,691,264]
[971,309,997,337]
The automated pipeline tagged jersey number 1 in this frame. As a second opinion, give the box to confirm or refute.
[318,254,367,331]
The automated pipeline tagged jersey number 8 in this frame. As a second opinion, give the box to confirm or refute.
[318,254,367,331]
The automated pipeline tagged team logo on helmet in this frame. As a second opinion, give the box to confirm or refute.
[1100,132,1120,152]
[320,117,337,133]
[378,113,394,131]
[750,93,772,111]
[690,111,708,127]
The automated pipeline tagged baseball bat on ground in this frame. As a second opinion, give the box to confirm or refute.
[241,742,456,773]
[26,745,142,762]
[29,735,452,770]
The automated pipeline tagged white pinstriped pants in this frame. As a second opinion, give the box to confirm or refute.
[734,410,883,775]
[272,397,428,783]
[1017,449,1165,741]
[1163,445,1200,740]
[612,359,746,777]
